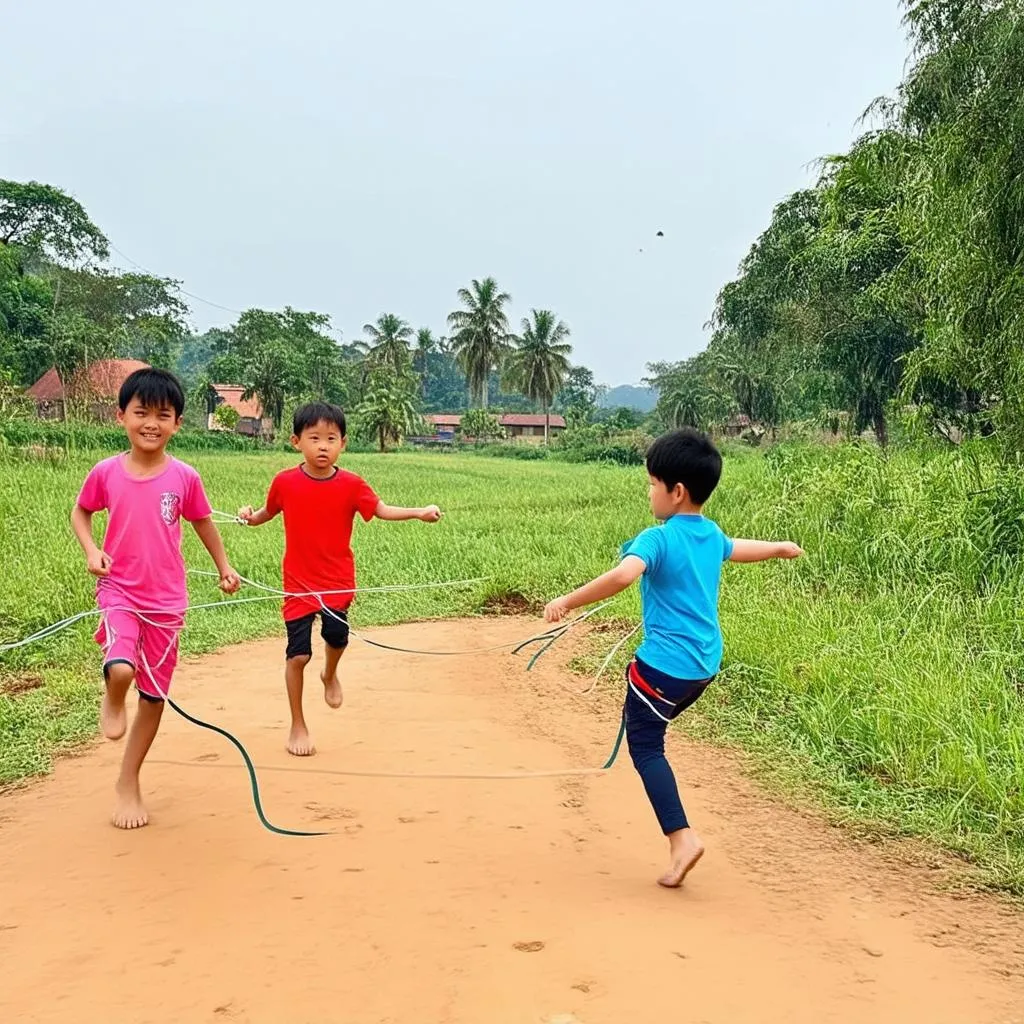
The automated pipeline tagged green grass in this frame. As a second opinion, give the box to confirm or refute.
[1,440,1023,894]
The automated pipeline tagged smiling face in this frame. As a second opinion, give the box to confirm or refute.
[292,418,346,474]
[117,397,182,454]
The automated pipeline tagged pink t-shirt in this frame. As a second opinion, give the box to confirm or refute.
[77,454,213,611]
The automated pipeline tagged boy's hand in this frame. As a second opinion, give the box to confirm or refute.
[86,549,113,578]
[544,596,571,623]
[237,505,255,525]
[419,505,442,523]
[777,542,804,559]
[219,568,241,594]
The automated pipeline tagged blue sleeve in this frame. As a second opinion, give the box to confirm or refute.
[721,528,734,562]
[621,525,663,574]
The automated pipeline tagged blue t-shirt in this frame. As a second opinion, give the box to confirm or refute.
[621,514,734,680]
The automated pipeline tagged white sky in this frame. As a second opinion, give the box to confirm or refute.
[1,0,910,385]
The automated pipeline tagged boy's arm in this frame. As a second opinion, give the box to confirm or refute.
[70,505,112,577]
[729,539,803,563]
[544,555,646,623]
[374,501,442,523]
[237,505,276,527]
[191,517,241,593]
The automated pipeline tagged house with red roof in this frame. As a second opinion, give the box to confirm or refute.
[27,359,150,421]
[422,412,566,444]
[205,384,273,437]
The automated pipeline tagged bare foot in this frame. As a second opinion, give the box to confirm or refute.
[100,687,127,741]
[111,779,148,829]
[659,831,705,888]
[321,671,343,709]
[287,724,316,757]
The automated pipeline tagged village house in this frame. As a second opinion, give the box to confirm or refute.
[27,359,149,421]
[205,384,274,437]
[421,412,567,444]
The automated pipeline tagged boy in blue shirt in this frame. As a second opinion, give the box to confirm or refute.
[544,428,802,888]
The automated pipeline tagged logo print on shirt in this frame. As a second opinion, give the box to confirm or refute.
[160,492,181,526]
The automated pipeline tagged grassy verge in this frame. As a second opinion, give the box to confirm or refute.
[1,441,1022,893]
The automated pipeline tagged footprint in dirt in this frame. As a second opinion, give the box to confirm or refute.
[513,941,545,953]
[305,803,358,821]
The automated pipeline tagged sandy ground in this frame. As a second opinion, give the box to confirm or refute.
[1,617,1022,1024]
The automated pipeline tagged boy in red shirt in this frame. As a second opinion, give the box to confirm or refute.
[239,402,441,756]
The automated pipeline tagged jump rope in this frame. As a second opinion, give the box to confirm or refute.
[1,509,641,837]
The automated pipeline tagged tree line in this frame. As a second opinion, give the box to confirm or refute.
[649,0,1024,453]
[0,184,606,446]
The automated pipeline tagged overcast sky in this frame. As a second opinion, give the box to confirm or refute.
[2,0,910,386]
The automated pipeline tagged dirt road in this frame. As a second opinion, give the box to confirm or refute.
[1,618,1022,1023]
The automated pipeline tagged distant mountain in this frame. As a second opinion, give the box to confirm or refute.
[598,384,658,412]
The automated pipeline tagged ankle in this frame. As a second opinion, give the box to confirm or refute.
[668,828,695,853]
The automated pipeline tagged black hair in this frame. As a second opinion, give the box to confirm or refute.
[293,402,346,437]
[645,427,723,506]
[118,368,185,418]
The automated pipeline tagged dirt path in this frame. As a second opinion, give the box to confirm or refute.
[1,618,1022,1024]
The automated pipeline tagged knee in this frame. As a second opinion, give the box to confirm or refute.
[626,726,665,767]
[104,661,135,689]
[287,654,311,667]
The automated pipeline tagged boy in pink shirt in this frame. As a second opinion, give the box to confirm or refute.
[71,368,239,829]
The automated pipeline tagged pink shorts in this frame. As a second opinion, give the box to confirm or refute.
[94,605,183,702]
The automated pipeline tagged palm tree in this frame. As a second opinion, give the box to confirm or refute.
[362,313,413,374]
[355,365,422,452]
[446,277,512,408]
[414,327,437,397]
[504,309,572,443]
[242,342,293,432]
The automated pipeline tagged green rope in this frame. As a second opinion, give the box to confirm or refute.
[167,698,329,838]
[602,711,626,770]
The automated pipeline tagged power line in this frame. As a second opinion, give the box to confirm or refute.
[108,243,345,340]
[109,243,245,316]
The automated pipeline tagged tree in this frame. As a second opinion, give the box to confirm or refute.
[242,341,296,431]
[414,327,437,396]
[52,268,190,370]
[362,313,413,374]
[646,355,733,433]
[504,309,572,443]
[447,277,512,408]
[355,365,422,451]
[0,244,55,386]
[557,364,598,411]
[891,0,1024,448]
[212,403,240,431]
[0,180,109,265]
[459,408,505,442]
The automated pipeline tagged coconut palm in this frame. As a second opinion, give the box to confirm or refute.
[354,364,422,452]
[241,341,295,431]
[362,313,413,374]
[504,309,572,443]
[414,327,437,396]
[446,277,512,408]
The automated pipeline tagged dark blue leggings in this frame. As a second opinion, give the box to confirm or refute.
[624,656,713,835]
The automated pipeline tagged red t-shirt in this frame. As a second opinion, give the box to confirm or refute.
[265,465,380,620]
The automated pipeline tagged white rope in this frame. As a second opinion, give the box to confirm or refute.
[149,758,607,781]
[578,621,642,696]
[0,572,608,661]
[0,576,487,654]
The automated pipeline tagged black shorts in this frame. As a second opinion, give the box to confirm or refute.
[285,608,350,660]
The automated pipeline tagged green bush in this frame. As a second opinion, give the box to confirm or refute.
[554,425,653,466]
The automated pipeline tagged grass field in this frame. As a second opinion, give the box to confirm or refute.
[1,442,1023,893]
